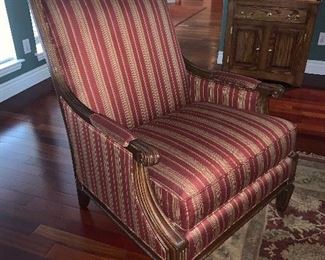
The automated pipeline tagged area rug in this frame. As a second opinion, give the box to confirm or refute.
[169,5,206,27]
[208,154,325,260]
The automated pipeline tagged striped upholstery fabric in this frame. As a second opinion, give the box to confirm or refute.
[61,99,167,259]
[133,102,296,230]
[186,156,294,259]
[89,114,136,147]
[42,0,188,128]
[188,73,262,113]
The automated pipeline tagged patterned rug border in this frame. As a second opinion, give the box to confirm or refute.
[210,152,325,259]
[297,151,325,164]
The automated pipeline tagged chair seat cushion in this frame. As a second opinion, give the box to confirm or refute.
[132,102,296,230]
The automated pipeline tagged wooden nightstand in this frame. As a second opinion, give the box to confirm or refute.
[223,0,320,86]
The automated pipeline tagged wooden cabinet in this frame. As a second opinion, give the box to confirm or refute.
[223,0,320,86]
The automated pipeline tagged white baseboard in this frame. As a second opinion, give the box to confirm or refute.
[0,64,50,103]
[217,51,325,75]
[305,60,325,75]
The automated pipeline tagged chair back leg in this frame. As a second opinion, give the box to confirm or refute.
[77,184,91,209]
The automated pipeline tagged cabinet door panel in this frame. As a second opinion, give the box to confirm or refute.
[231,24,263,70]
[267,28,305,73]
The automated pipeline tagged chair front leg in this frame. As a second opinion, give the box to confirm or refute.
[276,183,295,213]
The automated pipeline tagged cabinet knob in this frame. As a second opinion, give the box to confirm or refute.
[267,12,273,17]
[268,49,273,52]
[256,47,260,51]
[240,11,245,15]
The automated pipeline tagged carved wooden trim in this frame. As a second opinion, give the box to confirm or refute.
[133,162,187,259]
[255,82,286,114]
[127,139,160,166]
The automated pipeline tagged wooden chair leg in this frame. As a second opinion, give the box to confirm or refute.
[276,183,294,213]
[77,187,90,209]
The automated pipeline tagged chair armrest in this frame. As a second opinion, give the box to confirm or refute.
[127,139,160,166]
[90,114,160,166]
[256,82,286,99]
[185,57,286,114]
[184,57,261,90]
[90,114,136,148]
[55,79,160,165]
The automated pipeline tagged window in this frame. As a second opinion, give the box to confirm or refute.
[0,0,24,77]
[30,8,45,60]
[0,0,16,64]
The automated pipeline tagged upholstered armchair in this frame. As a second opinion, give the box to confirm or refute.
[29,0,297,259]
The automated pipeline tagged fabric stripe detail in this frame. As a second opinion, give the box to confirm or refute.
[43,0,188,128]
[188,72,263,113]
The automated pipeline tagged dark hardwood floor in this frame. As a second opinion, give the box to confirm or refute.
[0,0,324,258]
[269,87,325,156]
[175,0,222,70]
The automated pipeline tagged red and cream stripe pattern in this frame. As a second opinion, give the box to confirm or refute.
[185,156,294,259]
[133,102,296,230]
[89,113,136,147]
[42,0,188,128]
[61,100,167,259]
[188,73,263,113]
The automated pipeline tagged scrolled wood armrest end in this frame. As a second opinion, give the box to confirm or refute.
[127,139,160,166]
[257,82,286,99]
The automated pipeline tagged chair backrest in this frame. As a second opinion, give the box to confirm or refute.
[31,0,188,128]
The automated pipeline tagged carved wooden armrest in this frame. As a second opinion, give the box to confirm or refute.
[127,139,160,166]
[90,116,160,166]
[57,81,160,166]
[254,82,286,114]
[256,82,286,99]
[184,57,261,90]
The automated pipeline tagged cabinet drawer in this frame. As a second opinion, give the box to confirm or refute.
[234,5,307,24]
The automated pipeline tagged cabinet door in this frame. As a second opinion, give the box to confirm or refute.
[266,27,305,74]
[229,24,263,70]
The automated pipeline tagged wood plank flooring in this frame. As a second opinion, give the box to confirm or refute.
[175,0,222,70]
[269,88,325,155]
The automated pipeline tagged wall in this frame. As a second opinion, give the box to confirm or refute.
[219,0,228,52]
[219,0,325,61]
[309,0,325,61]
[0,0,46,84]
